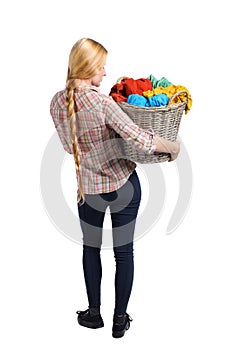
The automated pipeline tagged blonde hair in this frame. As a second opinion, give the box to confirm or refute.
[65,38,108,203]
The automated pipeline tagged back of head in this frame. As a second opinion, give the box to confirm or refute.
[67,38,108,82]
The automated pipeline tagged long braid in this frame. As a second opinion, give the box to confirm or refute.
[64,38,107,202]
[66,79,85,203]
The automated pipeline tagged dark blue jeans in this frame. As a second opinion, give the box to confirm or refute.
[78,170,141,315]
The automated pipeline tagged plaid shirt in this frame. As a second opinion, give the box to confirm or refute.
[50,85,156,194]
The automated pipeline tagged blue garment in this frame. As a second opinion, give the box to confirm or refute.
[127,93,169,107]
[147,93,169,107]
[127,94,148,106]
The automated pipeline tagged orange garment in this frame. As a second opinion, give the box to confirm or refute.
[143,85,192,114]
[109,78,152,102]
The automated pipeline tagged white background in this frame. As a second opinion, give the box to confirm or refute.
[1,0,233,348]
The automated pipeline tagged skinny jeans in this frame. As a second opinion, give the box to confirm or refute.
[78,170,141,315]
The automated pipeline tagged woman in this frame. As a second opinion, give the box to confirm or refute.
[50,38,180,338]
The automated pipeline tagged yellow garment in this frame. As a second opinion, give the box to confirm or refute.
[143,85,192,114]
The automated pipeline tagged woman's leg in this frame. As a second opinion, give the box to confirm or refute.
[110,170,142,315]
[78,196,107,309]
[113,242,134,315]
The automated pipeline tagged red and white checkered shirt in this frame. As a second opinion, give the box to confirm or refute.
[50,85,156,194]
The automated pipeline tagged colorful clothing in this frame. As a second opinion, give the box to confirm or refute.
[147,94,169,107]
[109,77,152,102]
[127,94,148,106]
[148,74,172,88]
[127,93,169,107]
[143,84,192,114]
[50,85,157,194]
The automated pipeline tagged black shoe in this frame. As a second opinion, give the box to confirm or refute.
[76,309,104,329]
[112,313,133,338]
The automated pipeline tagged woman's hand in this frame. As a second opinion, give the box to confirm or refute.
[155,136,181,161]
[168,140,180,161]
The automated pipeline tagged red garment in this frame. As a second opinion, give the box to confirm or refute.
[109,78,152,102]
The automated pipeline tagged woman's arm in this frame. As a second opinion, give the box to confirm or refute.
[50,91,73,154]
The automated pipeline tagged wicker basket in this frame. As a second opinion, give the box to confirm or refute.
[118,90,188,163]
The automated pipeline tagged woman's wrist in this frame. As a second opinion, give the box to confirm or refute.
[155,136,174,153]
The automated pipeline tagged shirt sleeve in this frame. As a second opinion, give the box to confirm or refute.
[104,98,157,154]
[50,92,73,154]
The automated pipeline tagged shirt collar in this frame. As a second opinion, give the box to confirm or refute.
[75,85,100,93]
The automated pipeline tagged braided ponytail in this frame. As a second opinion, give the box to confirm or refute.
[65,38,108,203]
[66,78,85,203]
